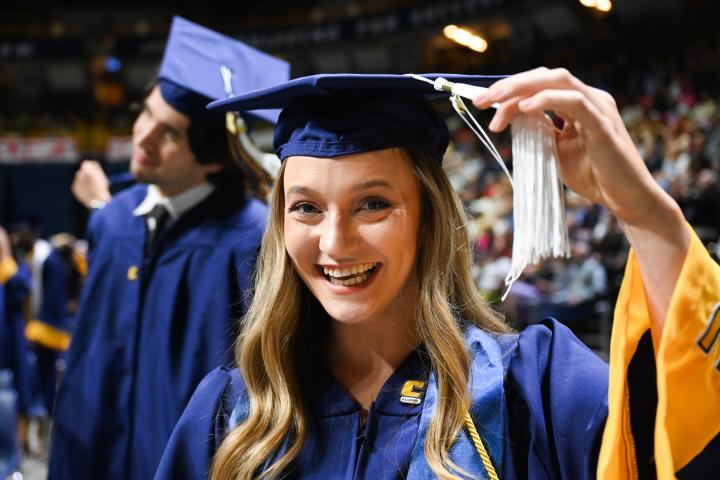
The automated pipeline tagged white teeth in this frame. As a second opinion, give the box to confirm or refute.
[328,271,371,286]
[322,262,377,278]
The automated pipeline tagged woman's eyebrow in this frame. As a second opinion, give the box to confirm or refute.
[286,185,315,196]
[352,179,395,191]
[286,180,394,196]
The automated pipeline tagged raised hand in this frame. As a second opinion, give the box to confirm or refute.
[72,160,112,210]
[473,67,690,329]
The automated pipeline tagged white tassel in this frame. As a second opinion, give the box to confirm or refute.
[403,74,570,300]
[503,112,569,300]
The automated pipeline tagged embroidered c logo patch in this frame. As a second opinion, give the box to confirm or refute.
[400,380,426,405]
[127,265,139,281]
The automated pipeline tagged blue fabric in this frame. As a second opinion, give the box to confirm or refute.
[280,349,427,479]
[49,183,267,480]
[0,371,20,478]
[156,319,609,479]
[206,73,506,164]
[274,93,450,163]
[501,319,608,479]
[158,16,290,124]
[406,327,507,479]
[0,264,33,414]
[23,248,75,413]
[38,251,74,334]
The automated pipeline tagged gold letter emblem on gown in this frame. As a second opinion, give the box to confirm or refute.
[127,265,139,281]
[400,380,426,405]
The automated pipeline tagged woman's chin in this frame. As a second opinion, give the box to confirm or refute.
[321,303,375,326]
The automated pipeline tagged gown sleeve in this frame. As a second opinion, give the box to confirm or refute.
[598,226,720,479]
[154,367,244,480]
[504,318,609,479]
[24,252,73,350]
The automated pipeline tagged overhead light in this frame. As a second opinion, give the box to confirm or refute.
[443,24,488,53]
[579,0,612,12]
[595,0,612,12]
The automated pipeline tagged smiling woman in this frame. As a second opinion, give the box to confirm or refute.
[284,149,422,327]
[154,72,720,480]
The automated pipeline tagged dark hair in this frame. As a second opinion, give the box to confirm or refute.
[135,76,246,190]
[185,116,244,187]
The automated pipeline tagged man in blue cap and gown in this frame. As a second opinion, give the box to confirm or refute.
[49,16,289,479]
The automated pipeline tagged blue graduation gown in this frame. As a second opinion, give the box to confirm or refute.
[156,228,720,479]
[49,183,268,480]
[155,319,610,479]
[0,263,33,414]
[25,248,75,414]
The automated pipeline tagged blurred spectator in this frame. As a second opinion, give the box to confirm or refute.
[10,219,75,457]
[684,169,720,243]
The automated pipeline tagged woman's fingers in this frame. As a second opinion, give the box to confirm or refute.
[474,68,580,107]
[486,95,524,132]
[474,67,616,128]
[489,88,609,139]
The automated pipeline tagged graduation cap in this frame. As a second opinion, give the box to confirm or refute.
[158,16,290,124]
[208,73,569,297]
[208,73,505,163]
[156,16,291,194]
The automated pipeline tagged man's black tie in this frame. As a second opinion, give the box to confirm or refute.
[145,204,170,255]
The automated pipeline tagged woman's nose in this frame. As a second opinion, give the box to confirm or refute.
[318,213,356,256]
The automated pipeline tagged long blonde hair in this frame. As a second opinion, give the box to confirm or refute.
[211,147,510,480]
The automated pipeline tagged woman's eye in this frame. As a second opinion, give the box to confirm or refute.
[361,198,390,211]
[289,202,320,215]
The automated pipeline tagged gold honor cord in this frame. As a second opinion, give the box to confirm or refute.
[220,64,275,199]
[225,112,274,199]
[464,411,499,480]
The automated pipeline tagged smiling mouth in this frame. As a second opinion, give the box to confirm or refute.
[319,262,380,287]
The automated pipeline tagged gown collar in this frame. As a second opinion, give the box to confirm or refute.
[311,347,430,419]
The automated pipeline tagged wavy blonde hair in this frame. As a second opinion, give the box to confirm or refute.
[211,147,510,480]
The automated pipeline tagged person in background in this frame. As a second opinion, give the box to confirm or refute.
[49,16,289,480]
[0,225,32,442]
[9,218,73,456]
[71,160,112,210]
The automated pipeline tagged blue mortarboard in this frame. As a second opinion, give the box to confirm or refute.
[207,74,505,163]
[158,16,290,124]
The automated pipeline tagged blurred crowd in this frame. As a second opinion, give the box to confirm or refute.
[444,52,720,330]
[0,222,85,463]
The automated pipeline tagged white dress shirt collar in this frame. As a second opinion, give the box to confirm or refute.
[133,182,215,220]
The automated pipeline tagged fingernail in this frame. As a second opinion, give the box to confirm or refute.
[489,117,500,131]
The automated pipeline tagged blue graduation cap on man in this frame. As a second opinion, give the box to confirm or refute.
[159,16,290,190]
[48,16,289,480]
[159,15,288,123]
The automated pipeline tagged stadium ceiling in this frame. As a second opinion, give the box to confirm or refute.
[0,0,717,78]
